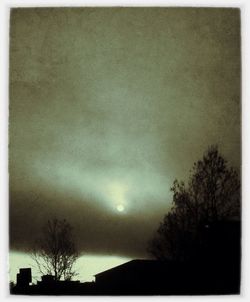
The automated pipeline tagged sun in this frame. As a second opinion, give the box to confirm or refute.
[116,204,125,212]
[106,182,128,213]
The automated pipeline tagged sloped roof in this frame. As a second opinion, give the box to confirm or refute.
[94,259,173,277]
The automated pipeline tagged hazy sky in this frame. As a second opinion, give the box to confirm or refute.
[9,7,241,270]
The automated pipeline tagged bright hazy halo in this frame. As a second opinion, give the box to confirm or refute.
[117,204,125,212]
[107,182,128,213]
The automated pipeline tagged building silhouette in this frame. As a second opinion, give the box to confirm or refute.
[16,268,31,288]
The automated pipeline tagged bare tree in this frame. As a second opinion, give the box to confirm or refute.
[149,146,240,261]
[32,218,79,281]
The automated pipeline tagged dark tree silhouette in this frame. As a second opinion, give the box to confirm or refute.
[149,146,240,261]
[31,218,79,281]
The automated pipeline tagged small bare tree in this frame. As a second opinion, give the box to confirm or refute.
[32,218,78,281]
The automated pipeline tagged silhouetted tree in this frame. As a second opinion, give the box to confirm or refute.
[32,218,78,281]
[149,146,240,261]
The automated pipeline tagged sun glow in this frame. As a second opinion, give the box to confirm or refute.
[107,182,128,213]
[116,204,125,212]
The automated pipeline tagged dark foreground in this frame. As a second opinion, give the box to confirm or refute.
[11,257,240,295]
[11,221,241,295]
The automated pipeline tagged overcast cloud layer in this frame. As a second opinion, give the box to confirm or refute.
[9,8,241,258]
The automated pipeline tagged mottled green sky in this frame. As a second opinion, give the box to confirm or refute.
[9,8,241,258]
